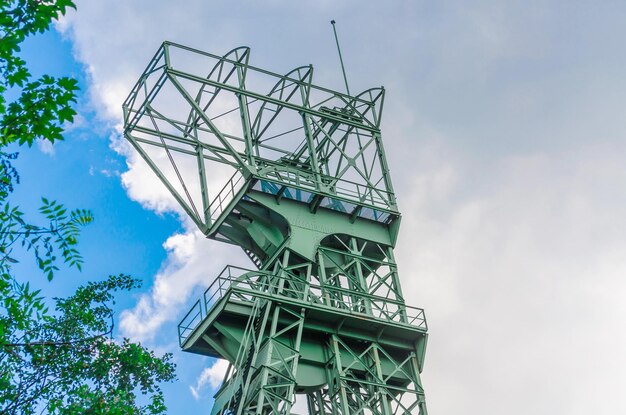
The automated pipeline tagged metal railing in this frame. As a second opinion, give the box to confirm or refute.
[202,162,397,233]
[208,171,246,225]
[178,265,427,346]
[254,158,396,212]
[177,299,203,346]
[178,266,250,346]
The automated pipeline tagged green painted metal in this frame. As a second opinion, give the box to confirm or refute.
[123,41,429,415]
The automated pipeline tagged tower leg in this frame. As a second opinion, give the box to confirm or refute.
[321,334,428,415]
[240,303,306,414]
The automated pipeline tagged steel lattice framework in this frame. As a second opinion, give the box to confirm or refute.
[123,42,429,415]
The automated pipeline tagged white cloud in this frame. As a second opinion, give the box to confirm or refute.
[98,169,118,178]
[118,147,183,216]
[190,359,230,400]
[119,225,239,343]
[396,142,626,414]
[37,140,55,155]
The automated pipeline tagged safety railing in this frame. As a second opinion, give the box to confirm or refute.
[208,171,246,225]
[177,299,203,347]
[178,266,250,346]
[178,266,427,346]
[253,158,396,213]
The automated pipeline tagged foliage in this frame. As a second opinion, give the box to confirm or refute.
[0,0,79,197]
[0,198,177,413]
[0,198,93,280]
[0,1,177,414]
[0,275,175,415]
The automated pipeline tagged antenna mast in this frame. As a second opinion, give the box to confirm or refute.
[331,20,351,95]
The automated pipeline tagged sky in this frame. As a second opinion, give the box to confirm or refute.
[15,1,626,414]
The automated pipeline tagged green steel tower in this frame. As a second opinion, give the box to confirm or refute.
[123,42,429,415]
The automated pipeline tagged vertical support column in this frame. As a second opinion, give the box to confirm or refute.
[230,251,307,414]
[384,246,408,323]
[301,113,323,191]
[349,237,373,315]
[409,349,429,415]
[196,144,212,226]
[306,389,332,415]
[328,334,353,415]
[239,304,306,414]
[212,296,272,415]
[235,61,255,166]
